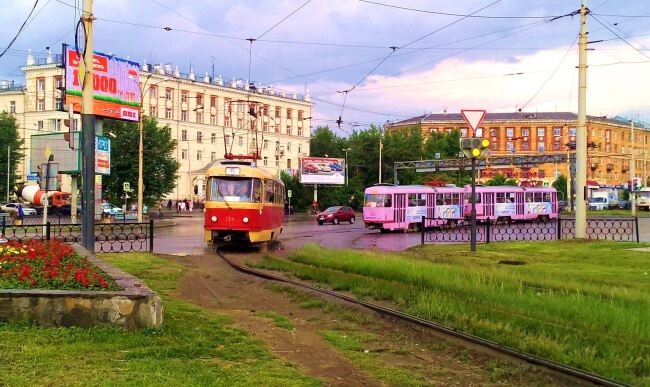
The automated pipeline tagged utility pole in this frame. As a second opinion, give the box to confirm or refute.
[137,89,144,222]
[575,1,588,239]
[631,119,636,216]
[81,0,96,250]
[378,135,382,184]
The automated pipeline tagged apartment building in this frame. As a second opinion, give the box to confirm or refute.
[0,50,312,200]
[389,112,650,187]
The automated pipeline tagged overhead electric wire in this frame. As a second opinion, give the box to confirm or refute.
[256,0,312,40]
[520,33,579,110]
[590,14,650,60]
[0,0,40,60]
[357,0,570,19]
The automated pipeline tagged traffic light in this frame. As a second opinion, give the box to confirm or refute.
[460,137,490,158]
[634,177,642,191]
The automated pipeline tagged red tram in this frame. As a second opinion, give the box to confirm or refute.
[204,160,285,247]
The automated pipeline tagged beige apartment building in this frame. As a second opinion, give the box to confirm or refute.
[390,112,650,187]
[0,50,312,200]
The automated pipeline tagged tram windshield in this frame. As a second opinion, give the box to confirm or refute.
[207,177,262,203]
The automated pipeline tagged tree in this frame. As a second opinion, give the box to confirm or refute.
[0,112,24,201]
[552,175,568,200]
[102,117,180,206]
[486,174,518,186]
[309,126,346,158]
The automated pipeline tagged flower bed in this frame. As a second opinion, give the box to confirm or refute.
[0,240,120,291]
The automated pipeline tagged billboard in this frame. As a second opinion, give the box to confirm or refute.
[64,45,141,121]
[30,132,111,175]
[300,157,345,185]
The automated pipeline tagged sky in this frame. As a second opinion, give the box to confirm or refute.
[1,0,649,135]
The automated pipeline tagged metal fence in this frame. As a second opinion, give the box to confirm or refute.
[0,218,155,253]
[421,216,639,245]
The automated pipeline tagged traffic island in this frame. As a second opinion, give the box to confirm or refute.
[0,243,163,330]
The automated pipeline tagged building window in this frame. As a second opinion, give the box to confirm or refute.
[55,98,63,111]
[149,86,157,100]
[37,78,45,92]
[181,110,188,122]
[275,158,280,167]
[537,142,545,152]
[287,142,292,152]
[211,133,216,144]
[522,128,530,137]
[196,111,203,123]
[181,149,187,160]
[298,144,302,154]
[54,76,63,89]
[238,136,243,147]
[149,106,157,117]
[181,130,187,141]
[37,98,45,111]
[196,93,203,108]
[181,91,188,103]
[287,159,292,169]
[490,127,498,138]
[263,139,269,149]
[570,127,576,137]
[211,152,216,162]
[275,106,281,133]
[197,131,202,143]
[460,128,468,137]
[537,127,545,137]
[506,141,514,151]
[53,119,61,131]
[522,141,529,151]
[298,125,303,136]
[210,114,216,125]
[286,108,293,135]
[263,105,270,131]
[506,127,514,137]
[553,140,561,151]
[197,150,202,161]
[37,120,44,130]
[490,142,498,151]
[166,108,173,119]
[165,88,173,100]
[605,130,611,141]
[553,127,562,137]
[263,156,268,166]
[9,101,15,114]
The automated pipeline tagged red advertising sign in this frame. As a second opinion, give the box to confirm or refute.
[64,45,141,121]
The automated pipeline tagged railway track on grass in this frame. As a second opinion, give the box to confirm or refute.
[217,248,629,387]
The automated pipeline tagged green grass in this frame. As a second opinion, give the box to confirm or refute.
[0,252,319,387]
[582,209,650,217]
[256,311,295,330]
[255,241,650,385]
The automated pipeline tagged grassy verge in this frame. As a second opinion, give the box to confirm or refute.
[256,311,295,330]
[578,209,650,217]
[255,241,650,385]
[0,252,318,386]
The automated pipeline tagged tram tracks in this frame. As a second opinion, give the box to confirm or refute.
[217,248,629,387]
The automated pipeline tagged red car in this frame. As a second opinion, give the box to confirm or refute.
[317,206,355,225]
[303,164,318,173]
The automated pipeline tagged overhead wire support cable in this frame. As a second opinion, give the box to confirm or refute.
[0,0,40,60]
[590,14,650,60]
[256,0,312,40]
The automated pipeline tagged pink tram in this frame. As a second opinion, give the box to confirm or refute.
[363,184,558,232]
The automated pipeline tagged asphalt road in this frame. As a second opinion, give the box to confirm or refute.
[151,213,650,255]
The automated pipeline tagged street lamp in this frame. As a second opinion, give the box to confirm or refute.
[342,148,351,186]
[129,74,168,222]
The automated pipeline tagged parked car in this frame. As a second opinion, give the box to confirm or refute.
[101,203,125,218]
[617,200,632,210]
[588,197,608,211]
[317,206,355,225]
[1,203,37,216]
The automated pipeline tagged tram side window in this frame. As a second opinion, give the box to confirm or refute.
[543,193,551,202]
[274,182,283,205]
[252,179,262,203]
[436,195,444,206]
[506,193,515,203]
[264,180,274,203]
[496,193,506,203]
[408,194,425,206]
[364,194,391,207]
[465,193,481,204]
[451,193,461,205]
[534,193,543,202]
[408,194,418,207]
[525,193,533,202]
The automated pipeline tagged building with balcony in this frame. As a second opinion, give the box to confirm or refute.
[389,112,650,187]
[0,50,312,200]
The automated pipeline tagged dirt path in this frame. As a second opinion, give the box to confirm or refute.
[171,252,569,386]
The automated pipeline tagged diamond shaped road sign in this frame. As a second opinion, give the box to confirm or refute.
[461,110,486,137]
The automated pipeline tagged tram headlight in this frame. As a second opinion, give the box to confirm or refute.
[211,216,218,222]
[243,217,249,223]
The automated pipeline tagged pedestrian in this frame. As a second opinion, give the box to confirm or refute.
[180,201,186,212]
[131,202,137,215]
[167,199,172,210]
[17,204,25,225]
[189,200,194,212]
[158,203,163,218]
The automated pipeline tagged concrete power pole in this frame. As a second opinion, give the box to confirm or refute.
[575,1,588,239]
[81,0,96,250]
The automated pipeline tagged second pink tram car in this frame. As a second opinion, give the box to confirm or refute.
[363,184,558,232]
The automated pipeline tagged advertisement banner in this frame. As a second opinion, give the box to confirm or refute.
[406,206,427,222]
[495,203,517,216]
[525,202,551,215]
[64,45,141,121]
[434,205,461,219]
[30,132,110,175]
[95,136,111,175]
[300,157,345,185]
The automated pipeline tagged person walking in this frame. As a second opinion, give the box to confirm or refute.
[189,200,194,212]
[17,204,25,225]
[158,203,163,218]
[167,199,172,211]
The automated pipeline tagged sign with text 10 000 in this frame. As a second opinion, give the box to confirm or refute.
[64,45,141,121]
